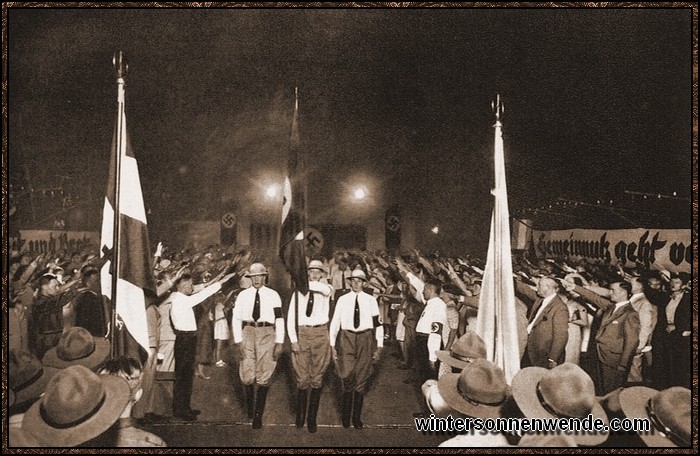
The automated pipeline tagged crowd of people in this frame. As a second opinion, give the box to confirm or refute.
[6,241,693,447]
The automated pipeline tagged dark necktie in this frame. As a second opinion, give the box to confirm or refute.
[253,289,260,322]
[353,295,360,329]
[306,291,314,318]
[528,299,543,323]
[342,273,347,290]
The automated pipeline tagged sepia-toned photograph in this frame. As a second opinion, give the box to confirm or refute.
[4,3,695,450]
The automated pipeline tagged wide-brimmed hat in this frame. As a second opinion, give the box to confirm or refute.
[42,327,110,371]
[512,363,608,446]
[307,259,326,272]
[22,365,131,447]
[9,349,60,406]
[245,262,269,277]
[518,431,578,447]
[347,268,368,282]
[436,331,487,370]
[9,425,42,447]
[438,358,509,419]
[619,386,691,447]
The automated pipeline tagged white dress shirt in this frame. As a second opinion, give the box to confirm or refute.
[232,285,284,344]
[169,282,222,332]
[416,296,448,362]
[526,293,556,335]
[287,280,333,344]
[329,291,383,348]
[665,292,683,328]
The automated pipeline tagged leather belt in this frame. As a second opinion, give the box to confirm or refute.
[342,328,372,334]
[244,321,274,328]
[300,323,328,328]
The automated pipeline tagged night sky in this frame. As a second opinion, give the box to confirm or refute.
[7,7,693,256]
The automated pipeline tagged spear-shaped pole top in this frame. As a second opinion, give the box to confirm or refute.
[113,50,128,81]
[294,86,299,111]
[492,93,505,121]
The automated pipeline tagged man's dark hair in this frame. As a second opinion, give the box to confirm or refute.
[174,273,193,287]
[425,278,442,295]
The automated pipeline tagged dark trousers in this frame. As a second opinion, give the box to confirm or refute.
[173,331,197,414]
[414,333,435,384]
[599,363,628,395]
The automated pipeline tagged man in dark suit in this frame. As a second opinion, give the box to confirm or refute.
[515,276,569,369]
[655,272,691,389]
[564,280,640,394]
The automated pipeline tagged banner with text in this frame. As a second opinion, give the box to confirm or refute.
[11,230,100,256]
[533,228,691,272]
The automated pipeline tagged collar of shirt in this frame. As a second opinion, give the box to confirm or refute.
[630,292,645,303]
[614,300,629,312]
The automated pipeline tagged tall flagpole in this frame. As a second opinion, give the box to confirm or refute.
[294,87,300,336]
[110,50,127,358]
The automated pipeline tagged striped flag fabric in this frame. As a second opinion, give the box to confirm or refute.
[100,75,156,353]
[279,89,309,295]
[475,95,521,383]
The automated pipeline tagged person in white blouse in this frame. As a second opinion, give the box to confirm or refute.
[232,263,284,429]
[329,267,383,429]
[287,259,333,433]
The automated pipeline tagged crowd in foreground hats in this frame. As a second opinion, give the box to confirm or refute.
[7,243,692,448]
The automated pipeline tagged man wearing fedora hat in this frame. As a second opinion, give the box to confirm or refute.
[617,386,691,447]
[512,362,610,446]
[330,267,384,429]
[438,359,512,447]
[232,262,285,429]
[21,365,132,447]
[9,349,60,414]
[287,259,334,433]
[419,331,488,418]
[42,326,111,371]
[169,270,237,422]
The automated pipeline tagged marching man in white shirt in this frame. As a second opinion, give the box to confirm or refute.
[170,270,236,421]
[287,259,333,433]
[329,267,383,429]
[232,263,284,429]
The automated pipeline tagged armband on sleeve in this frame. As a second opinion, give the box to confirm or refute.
[372,315,381,328]
[430,322,443,334]
[274,307,282,319]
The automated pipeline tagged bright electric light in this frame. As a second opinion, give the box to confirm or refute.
[431,226,439,234]
[354,188,366,200]
[266,185,278,198]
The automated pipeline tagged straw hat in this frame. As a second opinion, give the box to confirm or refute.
[347,268,368,282]
[307,259,326,272]
[245,262,269,277]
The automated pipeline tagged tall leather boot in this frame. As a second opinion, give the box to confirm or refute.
[295,388,308,428]
[252,385,269,429]
[307,388,322,433]
[341,391,353,428]
[352,391,364,429]
[244,384,255,419]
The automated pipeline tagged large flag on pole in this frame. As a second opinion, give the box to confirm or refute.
[475,94,521,383]
[101,52,156,353]
[279,88,309,295]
